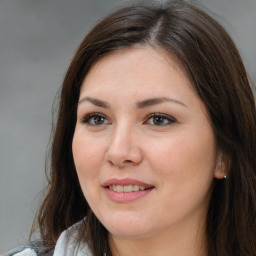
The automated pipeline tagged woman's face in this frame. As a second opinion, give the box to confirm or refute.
[72,47,225,240]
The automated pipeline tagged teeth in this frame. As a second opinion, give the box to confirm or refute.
[123,185,133,192]
[109,185,147,192]
[116,185,123,192]
[133,185,139,191]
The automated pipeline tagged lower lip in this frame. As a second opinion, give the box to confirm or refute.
[104,187,154,203]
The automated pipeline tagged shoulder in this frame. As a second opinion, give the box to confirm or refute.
[3,241,49,256]
[3,221,92,256]
[2,246,37,256]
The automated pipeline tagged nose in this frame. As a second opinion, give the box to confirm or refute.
[105,125,143,168]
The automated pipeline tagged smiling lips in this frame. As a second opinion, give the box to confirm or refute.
[109,184,150,192]
[103,178,155,202]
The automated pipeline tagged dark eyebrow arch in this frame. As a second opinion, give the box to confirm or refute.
[78,96,187,109]
[78,97,110,108]
[136,97,187,108]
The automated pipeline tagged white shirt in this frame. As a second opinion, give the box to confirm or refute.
[5,223,92,256]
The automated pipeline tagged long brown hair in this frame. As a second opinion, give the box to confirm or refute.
[32,1,256,255]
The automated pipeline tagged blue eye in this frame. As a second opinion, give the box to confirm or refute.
[146,113,175,126]
[81,113,110,126]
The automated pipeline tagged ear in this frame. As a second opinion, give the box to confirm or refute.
[214,151,229,179]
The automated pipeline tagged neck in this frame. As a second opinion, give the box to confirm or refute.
[108,219,207,256]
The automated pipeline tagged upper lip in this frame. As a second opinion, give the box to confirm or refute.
[103,178,154,188]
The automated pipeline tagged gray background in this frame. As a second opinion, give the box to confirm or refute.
[0,0,255,253]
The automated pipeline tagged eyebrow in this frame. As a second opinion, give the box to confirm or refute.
[78,96,187,108]
[78,97,110,108]
[136,97,187,108]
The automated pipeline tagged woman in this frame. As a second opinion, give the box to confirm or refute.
[5,0,256,255]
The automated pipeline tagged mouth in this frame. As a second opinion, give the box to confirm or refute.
[103,178,155,202]
[107,184,153,192]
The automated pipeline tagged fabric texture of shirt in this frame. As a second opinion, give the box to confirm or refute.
[3,223,92,256]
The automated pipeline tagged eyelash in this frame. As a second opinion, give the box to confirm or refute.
[81,112,109,126]
[80,112,176,127]
[145,113,176,126]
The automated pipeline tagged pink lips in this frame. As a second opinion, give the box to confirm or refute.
[103,178,155,203]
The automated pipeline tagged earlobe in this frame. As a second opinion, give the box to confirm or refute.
[214,151,229,179]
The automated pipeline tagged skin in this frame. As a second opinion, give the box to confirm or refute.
[72,46,226,256]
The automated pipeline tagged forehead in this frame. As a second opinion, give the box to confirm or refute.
[80,46,191,95]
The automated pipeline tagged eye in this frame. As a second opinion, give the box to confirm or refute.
[145,113,176,126]
[81,113,110,126]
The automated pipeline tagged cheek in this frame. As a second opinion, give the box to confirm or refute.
[147,132,217,218]
[147,129,217,185]
[72,132,105,206]
[72,131,103,181]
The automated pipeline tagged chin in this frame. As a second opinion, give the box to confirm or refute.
[101,215,149,239]
[108,226,149,239]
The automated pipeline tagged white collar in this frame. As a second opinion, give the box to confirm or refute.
[53,223,92,256]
